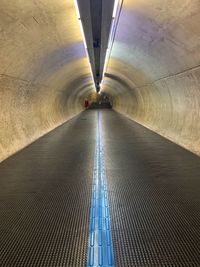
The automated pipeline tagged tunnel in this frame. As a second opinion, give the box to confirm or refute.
[0,0,200,266]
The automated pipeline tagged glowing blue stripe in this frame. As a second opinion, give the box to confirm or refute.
[87,111,115,267]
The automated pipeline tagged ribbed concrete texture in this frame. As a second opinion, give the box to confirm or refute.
[0,0,95,162]
[103,0,200,156]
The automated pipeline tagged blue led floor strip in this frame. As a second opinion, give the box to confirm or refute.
[87,111,115,267]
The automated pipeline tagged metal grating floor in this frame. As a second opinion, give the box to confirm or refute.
[0,111,96,267]
[102,110,200,267]
[1,110,200,266]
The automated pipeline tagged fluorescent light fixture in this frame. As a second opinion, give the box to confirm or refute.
[74,0,87,49]
[74,0,119,91]
[102,48,109,79]
[113,0,119,18]
[74,0,96,89]
[102,0,119,83]
[74,0,81,19]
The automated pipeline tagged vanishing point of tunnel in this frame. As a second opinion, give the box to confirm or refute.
[0,1,200,267]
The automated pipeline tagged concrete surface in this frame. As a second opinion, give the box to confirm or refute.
[103,0,200,155]
[1,0,200,161]
[0,0,95,162]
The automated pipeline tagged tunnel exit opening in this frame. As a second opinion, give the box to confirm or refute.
[85,92,113,110]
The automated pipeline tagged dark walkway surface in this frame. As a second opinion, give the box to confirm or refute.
[0,111,96,267]
[102,111,200,267]
[0,110,200,267]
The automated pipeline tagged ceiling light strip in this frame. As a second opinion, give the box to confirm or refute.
[112,0,119,18]
[74,0,96,90]
[101,0,123,92]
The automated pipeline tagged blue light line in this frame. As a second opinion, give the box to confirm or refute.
[87,111,115,267]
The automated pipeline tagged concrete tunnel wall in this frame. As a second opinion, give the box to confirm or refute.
[0,0,95,162]
[103,0,200,156]
[1,0,200,162]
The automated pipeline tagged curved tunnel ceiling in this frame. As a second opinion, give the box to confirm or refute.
[0,0,95,161]
[1,0,200,161]
[103,0,200,155]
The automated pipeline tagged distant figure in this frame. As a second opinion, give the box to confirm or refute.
[84,99,89,109]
